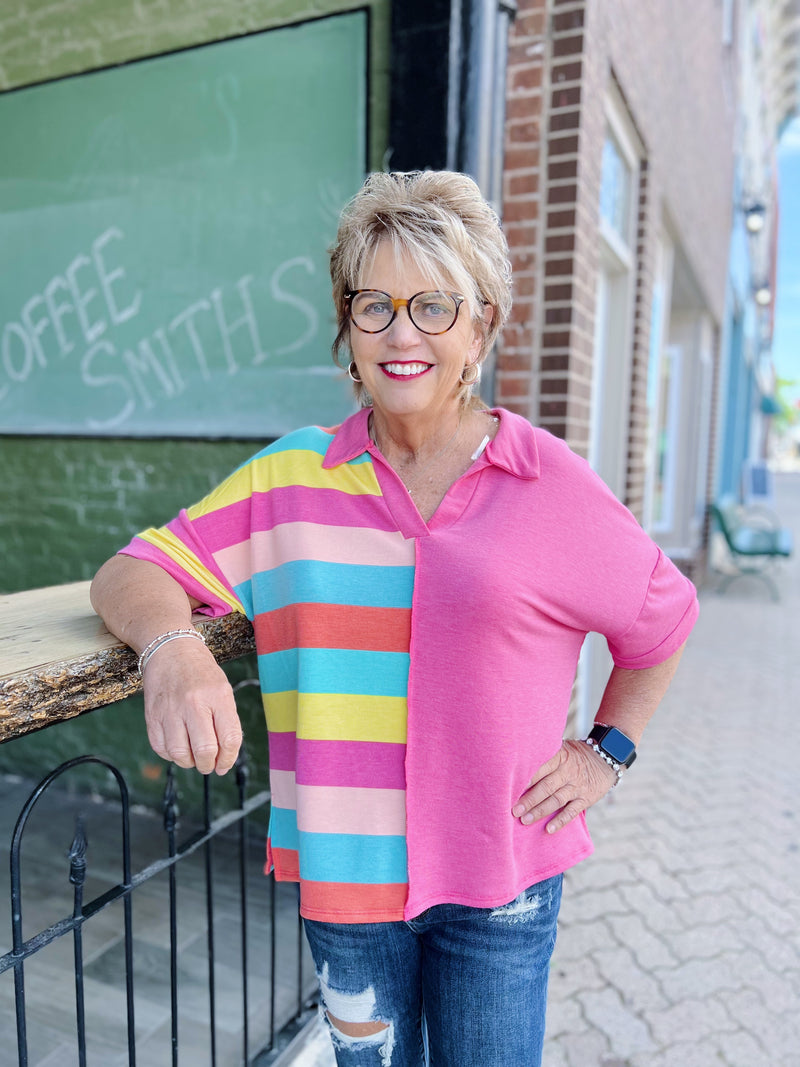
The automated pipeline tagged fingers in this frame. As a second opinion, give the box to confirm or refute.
[211,709,244,776]
[142,643,243,776]
[148,693,242,775]
[512,740,617,833]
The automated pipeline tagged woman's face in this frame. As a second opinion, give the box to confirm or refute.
[349,241,483,428]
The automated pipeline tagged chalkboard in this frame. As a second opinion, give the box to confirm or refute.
[0,13,367,437]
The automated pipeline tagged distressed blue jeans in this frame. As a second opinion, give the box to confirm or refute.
[302,873,562,1067]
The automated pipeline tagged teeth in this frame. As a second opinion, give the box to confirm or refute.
[382,363,430,376]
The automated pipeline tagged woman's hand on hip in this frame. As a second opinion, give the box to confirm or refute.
[512,740,617,834]
[141,640,243,776]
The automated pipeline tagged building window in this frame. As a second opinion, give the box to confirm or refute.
[599,129,634,249]
[588,87,642,495]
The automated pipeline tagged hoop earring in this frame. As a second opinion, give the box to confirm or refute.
[348,360,362,383]
[460,362,481,385]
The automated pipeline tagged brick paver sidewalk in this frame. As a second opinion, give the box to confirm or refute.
[545,472,800,1067]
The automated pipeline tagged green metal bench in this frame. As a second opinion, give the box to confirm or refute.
[708,497,793,600]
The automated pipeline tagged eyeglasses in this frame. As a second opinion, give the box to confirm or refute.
[345,290,465,335]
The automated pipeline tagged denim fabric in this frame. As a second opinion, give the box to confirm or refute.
[302,873,562,1067]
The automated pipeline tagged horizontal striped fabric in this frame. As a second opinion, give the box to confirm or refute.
[127,424,415,921]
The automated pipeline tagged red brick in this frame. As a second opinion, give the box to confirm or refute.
[540,420,567,439]
[508,119,541,143]
[512,10,547,38]
[547,208,577,229]
[548,158,578,180]
[499,323,535,349]
[552,8,585,32]
[551,85,582,109]
[544,283,573,302]
[503,219,538,245]
[513,274,537,298]
[545,232,576,253]
[541,329,571,348]
[505,95,541,121]
[508,41,545,67]
[507,171,540,197]
[507,298,535,324]
[503,198,537,224]
[550,109,580,132]
[547,184,578,205]
[540,376,570,394]
[499,375,534,398]
[510,65,544,92]
[497,351,535,373]
[499,400,531,417]
[509,249,537,271]
[552,34,584,57]
[551,61,582,83]
[544,306,572,325]
[543,257,574,277]
[540,353,571,373]
[504,146,542,172]
[540,400,568,419]
[549,135,580,156]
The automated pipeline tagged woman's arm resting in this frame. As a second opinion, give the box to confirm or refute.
[512,642,686,833]
[90,556,242,775]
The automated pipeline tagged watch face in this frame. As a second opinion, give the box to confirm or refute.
[599,727,636,766]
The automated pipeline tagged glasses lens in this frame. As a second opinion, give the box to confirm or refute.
[408,292,458,334]
[350,291,394,332]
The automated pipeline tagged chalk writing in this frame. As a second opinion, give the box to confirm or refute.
[0,228,320,430]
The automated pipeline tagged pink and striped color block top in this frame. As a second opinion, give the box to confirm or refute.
[120,407,698,923]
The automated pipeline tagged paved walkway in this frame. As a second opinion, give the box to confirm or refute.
[294,471,800,1067]
[543,471,800,1065]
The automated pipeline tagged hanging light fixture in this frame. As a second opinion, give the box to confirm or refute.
[753,282,772,306]
[743,201,766,234]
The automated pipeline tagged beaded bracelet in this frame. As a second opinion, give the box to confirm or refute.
[137,628,206,677]
[582,737,625,787]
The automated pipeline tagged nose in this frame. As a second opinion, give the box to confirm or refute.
[387,304,420,346]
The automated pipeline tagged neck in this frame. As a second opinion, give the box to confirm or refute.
[369,407,464,465]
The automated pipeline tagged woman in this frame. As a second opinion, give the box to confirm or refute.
[91,171,698,1066]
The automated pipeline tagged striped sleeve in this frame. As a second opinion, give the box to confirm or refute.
[118,425,352,618]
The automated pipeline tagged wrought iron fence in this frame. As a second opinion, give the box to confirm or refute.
[0,750,318,1066]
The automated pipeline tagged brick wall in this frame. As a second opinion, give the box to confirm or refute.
[496,0,548,420]
[499,0,736,505]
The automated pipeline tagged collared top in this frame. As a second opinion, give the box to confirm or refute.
[121,407,698,922]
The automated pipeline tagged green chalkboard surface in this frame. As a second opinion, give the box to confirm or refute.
[0,13,366,436]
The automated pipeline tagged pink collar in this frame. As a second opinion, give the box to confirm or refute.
[322,407,541,481]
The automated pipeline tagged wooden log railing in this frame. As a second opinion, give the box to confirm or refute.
[0,580,255,742]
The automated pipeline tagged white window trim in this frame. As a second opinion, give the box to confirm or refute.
[643,233,675,532]
[652,343,683,534]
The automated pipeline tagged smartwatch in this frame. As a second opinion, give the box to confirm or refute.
[585,723,637,770]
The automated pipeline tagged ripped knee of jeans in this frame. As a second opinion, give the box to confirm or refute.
[317,961,396,1065]
[489,888,545,924]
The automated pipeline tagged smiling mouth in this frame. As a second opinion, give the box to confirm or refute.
[379,362,432,378]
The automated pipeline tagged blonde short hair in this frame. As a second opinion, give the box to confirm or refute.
[329,171,512,406]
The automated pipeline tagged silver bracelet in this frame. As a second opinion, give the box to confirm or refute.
[582,738,625,787]
[137,628,206,676]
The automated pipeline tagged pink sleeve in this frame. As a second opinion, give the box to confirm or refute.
[607,549,699,669]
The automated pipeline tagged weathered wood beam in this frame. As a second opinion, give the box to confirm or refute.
[0,581,255,742]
